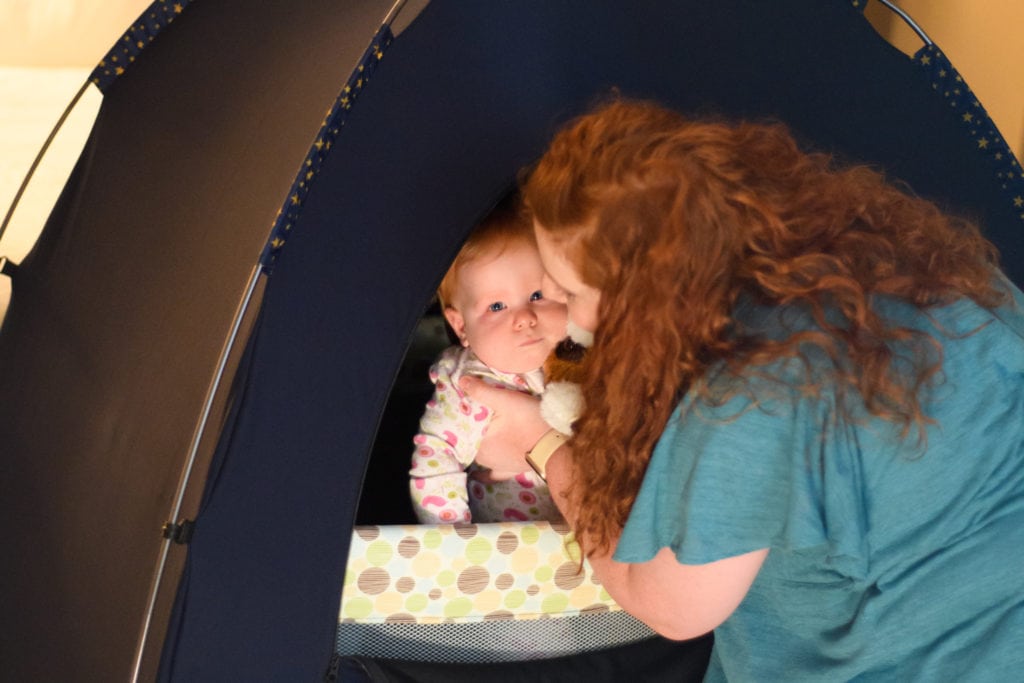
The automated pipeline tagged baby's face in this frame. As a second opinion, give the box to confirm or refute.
[444,242,568,374]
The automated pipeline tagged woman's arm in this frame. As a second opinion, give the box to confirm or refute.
[462,376,767,639]
[545,449,767,640]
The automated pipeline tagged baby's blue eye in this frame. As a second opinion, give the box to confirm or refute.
[529,290,544,302]
[488,302,506,312]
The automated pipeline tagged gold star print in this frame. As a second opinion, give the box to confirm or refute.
[996,152,1003,160]
[920,54,931,66]
[137,41,144,48]
[978,138,989,149]
[314,139,324,150]
[271,237,285,249]
[306,171,314,180]
[962,113,973,123]
[174,3,183,13]
[290,194,300,205]
[116,66,125,75]
[939,69,947,78]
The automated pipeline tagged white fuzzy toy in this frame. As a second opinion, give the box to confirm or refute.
[540,325,590,435]
[540,381,585,436]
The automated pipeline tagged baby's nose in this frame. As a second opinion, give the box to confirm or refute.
[514,308,538,328]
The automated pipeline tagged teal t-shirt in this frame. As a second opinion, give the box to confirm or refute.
[615,282,1024,681]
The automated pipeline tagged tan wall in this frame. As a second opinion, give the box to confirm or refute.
[0,0,152,67]
[867,0,1024,160]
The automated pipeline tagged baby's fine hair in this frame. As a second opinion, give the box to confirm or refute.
[437,192,533,309]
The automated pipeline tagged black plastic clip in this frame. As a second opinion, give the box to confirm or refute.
[0,256,17,278]
[162,519,196,545]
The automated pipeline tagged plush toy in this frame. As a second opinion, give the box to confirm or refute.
[541,337,587,435]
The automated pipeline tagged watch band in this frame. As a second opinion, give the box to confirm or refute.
[525,429,568,481]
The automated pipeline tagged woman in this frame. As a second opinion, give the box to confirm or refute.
[462,99,1024,680]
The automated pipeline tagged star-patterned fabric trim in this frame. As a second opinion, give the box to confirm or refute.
[850,0,1023,223]
[915,44,1024,224]
[259,26,394,270]
[90,0,192,92]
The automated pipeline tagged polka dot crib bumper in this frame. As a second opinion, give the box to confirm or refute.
[336,522,655,662]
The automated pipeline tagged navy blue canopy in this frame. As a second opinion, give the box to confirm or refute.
[1,1,1020,681]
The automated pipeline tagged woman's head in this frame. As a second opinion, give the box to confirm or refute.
[525,100,690,337]
[524,99,810,367]
[533,228,602,342]
[522,98,1004,553]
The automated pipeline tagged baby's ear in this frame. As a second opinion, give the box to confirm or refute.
[443,306,468,346]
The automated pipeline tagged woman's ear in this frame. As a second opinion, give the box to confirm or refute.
[443,306,469,346]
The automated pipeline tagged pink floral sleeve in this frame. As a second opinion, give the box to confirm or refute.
[409,347,492,523]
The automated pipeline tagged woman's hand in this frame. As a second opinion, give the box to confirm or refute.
[459,376,550,474]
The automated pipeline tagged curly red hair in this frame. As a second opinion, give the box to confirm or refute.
[523,99,1006,554]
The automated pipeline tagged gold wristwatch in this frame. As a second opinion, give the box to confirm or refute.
[525,429,568,481]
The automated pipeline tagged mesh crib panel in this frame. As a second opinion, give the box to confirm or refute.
[336,610,654,663]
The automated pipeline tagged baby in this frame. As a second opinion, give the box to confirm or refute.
[409,198,567,523]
